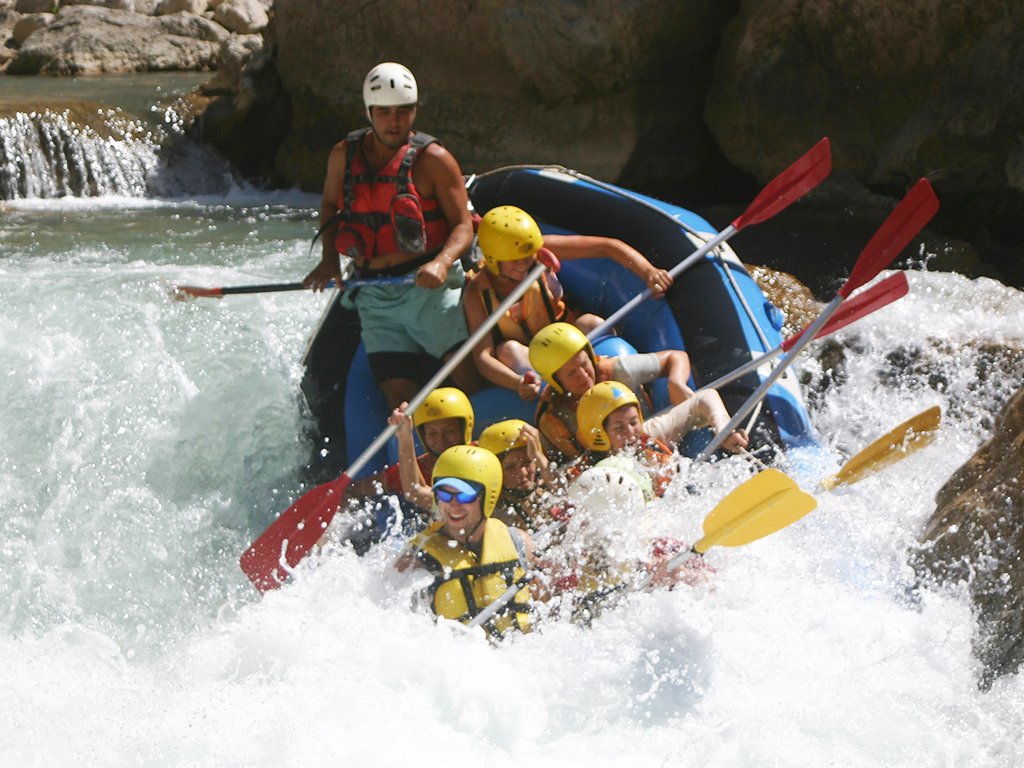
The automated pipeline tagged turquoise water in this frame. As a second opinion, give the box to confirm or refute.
[2,75,1024,767]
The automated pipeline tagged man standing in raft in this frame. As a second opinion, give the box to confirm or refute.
[304,61,480,408]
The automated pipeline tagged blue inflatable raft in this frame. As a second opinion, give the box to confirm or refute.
[299,165,821,483]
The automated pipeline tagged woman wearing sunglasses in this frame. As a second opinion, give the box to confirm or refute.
[397,445,535,638]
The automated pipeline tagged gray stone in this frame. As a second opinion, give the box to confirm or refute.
[201,31,262,94]
[14,0,54,13]
[212,0,266,34]
[155,0,205,14]
[62,0,135,11]
[12,11,53,44]
[8,4,227,74]
[916,382,1024,689]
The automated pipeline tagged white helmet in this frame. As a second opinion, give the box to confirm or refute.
[363,62,418,110]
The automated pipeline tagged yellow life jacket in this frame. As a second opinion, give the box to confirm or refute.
[477,270,569,345]
[417,518,532,637]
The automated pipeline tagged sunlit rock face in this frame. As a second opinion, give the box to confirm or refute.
[197,0,1024,287]
[226,0,739,196]
[706,0,1024,287]
[915,385,1024,689]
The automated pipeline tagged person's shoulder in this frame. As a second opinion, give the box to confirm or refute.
[416,139,462,170]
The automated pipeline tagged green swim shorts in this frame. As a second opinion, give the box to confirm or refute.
[344,262,469,359]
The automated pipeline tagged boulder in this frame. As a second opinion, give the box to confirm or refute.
[200,32,261,95]
[914,383,1024,688]
[62,0,136,10]
[154,0,205,14]
[12,11,53,44]
[706,0,1024,288]
[7,4,227,74]
[14,0,53,12]
[0,7,19,38]
[251,0,738,195]
[212,0,266,34]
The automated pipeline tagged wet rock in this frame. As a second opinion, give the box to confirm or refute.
[914,385,1024,689]
[706,1,1024,289]
[154,0,204,14]
[7,4,226,74]
[63,0,136,10]
[14,0,53,12]
[247,0,736,193]
[12,12,53,44]
[212,0,266,34]
[200,31,260,95]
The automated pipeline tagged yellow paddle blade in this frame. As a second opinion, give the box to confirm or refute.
[818,405,941,491]
[694,468,817,553]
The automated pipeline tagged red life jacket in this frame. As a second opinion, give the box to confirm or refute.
[333,128,450,274]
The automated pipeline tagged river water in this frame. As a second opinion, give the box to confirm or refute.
[2,74,1023,767]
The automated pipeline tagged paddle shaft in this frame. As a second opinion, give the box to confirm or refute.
[342,261,551,482]
[179,275,414,297]
[586,224,736,341]
[696,293,844,460]
[697,180,937,461]
[238,261,554,591]
[697,272,909,393]
[585,138,831,340]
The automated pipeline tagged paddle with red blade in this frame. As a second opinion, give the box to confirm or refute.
[172,275,414,300]
[240,253,561,591]
[586,137,832,340]
[697,271,909,393]
[696,178,939,461]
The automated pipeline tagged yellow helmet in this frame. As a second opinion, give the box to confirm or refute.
[432,445,503,518]
[528,322,595,394]
[413,387,474,446]
[575,381,642,451]
[478,419,530,457]
[477,205,543,275]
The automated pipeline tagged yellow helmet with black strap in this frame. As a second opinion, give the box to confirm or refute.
[528,322,595,395]
[412,387,474,446]
[576,381,642,451]
[431,445,503,518]
[477,205,543,275]
[477,419,530,457]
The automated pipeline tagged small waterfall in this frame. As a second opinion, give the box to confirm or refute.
[0,102,237,200]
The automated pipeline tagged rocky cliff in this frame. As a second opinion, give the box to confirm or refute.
[914,385,1024,689]
[197,0,1024,288]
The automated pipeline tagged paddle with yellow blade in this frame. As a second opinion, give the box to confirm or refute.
[818,405,941,492]
[466,468,816,630]
[665,467,817,570]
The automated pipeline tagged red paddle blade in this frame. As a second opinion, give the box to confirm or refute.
[173,285,224,300]
[841,178,938,298]
[781,271,909,352]
[239,474,352,591]
[732,137,832,230]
